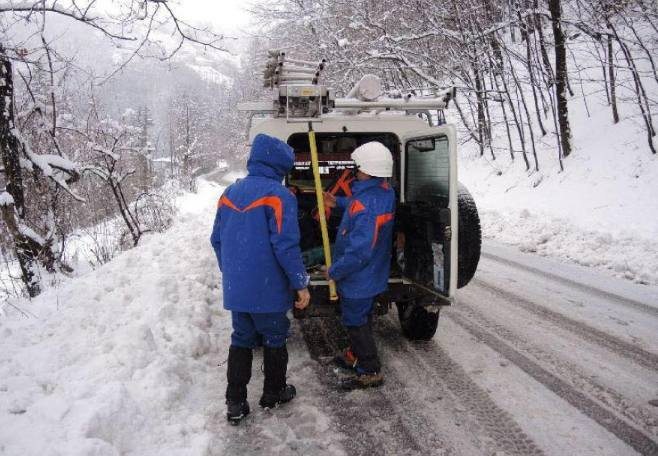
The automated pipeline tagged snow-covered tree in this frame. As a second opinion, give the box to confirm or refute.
[0,1,229,296]
[252,0,657,161]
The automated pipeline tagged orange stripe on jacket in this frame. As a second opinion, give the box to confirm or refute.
[218,195,284,234]
[372,213,394,248]
[218,195,240,211]
[349,199,366,217]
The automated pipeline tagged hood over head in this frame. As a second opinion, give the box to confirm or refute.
[247,134,295,180]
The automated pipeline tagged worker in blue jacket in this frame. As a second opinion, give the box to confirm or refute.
[211,133,310,425]
[324,141,395,390]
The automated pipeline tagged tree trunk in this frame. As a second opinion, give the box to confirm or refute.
[607,33,619,124]
[0,48,40,297]
[621,15,658,84]
[490,71,515,161]
[535,0,554,83]
[0,55,24,215]
[607,21,656,154]
[597,41,610,105]
[473,67,487,156]
[519,10,547,136]
[509,59,540,171]
[548,0,572,157]
[499,64,530,170]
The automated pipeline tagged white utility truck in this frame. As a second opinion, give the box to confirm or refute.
[238,51,481,340]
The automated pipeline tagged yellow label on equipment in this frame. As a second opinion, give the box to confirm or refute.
[300,88,316,96]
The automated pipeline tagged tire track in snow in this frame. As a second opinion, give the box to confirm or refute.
[299,317,453,456]
[481,252,658,318]
[299,317,423,455]
[472,278,658,372]
[375,319,545,456]
[446,312,658,456]
[453,297,658,440]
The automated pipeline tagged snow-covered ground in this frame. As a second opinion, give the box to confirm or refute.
[0,180,340,456]
[3,72,657,454]
[459,94,658,285]
[2,176,657,455]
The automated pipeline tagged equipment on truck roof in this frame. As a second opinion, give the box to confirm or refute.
[239,50,456,123]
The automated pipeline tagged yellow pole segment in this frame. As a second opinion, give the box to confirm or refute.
[307,122,338,301]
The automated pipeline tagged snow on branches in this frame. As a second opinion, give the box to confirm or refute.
[0,0,231,297]
[253,0,657,161]
[11,128,84,202]
[0,191,14,206]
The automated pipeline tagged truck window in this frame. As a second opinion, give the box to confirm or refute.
[405,136,449,205]
[287,132,400,191]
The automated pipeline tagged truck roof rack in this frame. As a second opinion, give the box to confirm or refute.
[238,51,455,123]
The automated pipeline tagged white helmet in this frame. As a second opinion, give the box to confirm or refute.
[351,142,393,177]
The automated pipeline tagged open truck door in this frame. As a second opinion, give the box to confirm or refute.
[387,126,459,340]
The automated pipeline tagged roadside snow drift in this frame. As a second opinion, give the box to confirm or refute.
[0,180,340,456]
[459,95,658,285]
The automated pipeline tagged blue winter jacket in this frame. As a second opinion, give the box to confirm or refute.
[210,134,309,313]
[329,178,396,299]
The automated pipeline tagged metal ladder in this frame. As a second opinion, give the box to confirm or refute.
[239,50,456,123]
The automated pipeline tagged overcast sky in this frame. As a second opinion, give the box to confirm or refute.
[177,0,254,36]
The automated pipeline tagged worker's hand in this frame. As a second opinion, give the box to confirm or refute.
[323,192,337,208]
[294,288,311,310]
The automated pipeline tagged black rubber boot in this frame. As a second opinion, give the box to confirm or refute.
[346,321,381,374]
[259,345,297,409]
[226,346,253,425]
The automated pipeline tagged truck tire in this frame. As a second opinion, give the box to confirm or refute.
[457,184,481,288]
[396,300,440,341]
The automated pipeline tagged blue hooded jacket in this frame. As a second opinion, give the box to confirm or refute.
[210,134,309,313]
[329,178,396,299]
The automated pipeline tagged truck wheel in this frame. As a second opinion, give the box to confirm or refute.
[457,184,481,289]
[396,300,440,341]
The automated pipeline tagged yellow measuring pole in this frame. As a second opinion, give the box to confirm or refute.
[307,122,338,302]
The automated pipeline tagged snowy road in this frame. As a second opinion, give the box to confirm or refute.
[200,174,658,455]
[288,240,658,456]
[1,179,657,455]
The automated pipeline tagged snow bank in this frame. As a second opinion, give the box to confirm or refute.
[0,180,340,455]
[459,83,658,285]
[480,209,658,285]
[0,191,14,206]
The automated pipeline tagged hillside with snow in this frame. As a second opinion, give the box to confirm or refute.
[458,85,658,285]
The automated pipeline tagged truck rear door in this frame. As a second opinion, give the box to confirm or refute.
[398,125,458,300]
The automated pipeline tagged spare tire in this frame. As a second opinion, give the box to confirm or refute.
[457,184,481,288]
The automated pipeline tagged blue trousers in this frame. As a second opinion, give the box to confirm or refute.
[231,311,290,348]
[340,297,374,327]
